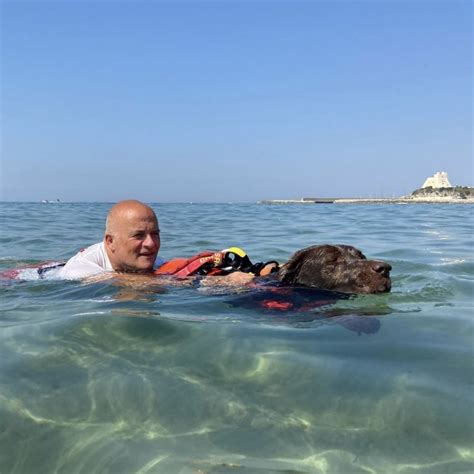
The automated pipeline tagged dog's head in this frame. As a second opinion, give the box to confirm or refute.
[277,244,391,294]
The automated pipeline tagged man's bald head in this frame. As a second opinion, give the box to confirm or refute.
[105,200,157,235]
[104,200,160,272]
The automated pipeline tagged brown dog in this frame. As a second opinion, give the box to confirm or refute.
[277,244,391,294]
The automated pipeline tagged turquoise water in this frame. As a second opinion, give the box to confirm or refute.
[1,202,473,473]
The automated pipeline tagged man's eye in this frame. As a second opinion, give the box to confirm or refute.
[133,233,145,239]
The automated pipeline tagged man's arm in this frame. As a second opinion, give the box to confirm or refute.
[199,271,255,286]
[83,270,255,288]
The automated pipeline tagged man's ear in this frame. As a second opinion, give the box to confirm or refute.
[105,234,114,252]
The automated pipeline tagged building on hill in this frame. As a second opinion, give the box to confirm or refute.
[422,171,452,189]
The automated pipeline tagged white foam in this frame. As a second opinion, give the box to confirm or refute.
[14,267,63,281]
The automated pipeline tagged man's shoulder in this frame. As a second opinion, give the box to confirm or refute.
[77,242,105,256]
[59,242,111,279]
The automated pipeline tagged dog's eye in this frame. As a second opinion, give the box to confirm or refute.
[349,249,365,259]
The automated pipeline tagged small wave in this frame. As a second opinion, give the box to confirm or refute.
[423,229,453,240]
[73,311,110,316]
[389,284,453,303]
[435,258,466,266]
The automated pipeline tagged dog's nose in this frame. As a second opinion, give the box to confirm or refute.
[372,261,392,276]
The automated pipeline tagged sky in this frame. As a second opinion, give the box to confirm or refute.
[1,0,472,202]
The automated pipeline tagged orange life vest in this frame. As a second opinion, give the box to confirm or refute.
[154,250,228,278]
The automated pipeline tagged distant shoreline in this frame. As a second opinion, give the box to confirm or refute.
[259,197,474,205]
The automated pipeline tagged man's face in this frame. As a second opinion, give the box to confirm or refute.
[106,208,160,272]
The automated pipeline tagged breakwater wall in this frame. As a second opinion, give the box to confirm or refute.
[259,197,474,205]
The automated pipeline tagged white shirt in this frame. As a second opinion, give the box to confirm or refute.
[59,242,113,280]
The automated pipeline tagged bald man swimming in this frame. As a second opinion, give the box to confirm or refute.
[59,200,254,285]
[59,200,161,279]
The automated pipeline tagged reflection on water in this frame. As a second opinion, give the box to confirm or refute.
[1,203,473,473]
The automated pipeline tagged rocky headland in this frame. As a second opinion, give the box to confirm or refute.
[393,172,473,203]
[410,186,474,200]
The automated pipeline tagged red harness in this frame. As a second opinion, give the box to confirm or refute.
[154,250,229,278]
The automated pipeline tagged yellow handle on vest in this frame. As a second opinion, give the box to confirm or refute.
[224,247,247,258]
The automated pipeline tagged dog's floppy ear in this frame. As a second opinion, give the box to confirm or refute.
[277,248,308,284]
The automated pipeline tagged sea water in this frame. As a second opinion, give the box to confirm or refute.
[0,202,473,473]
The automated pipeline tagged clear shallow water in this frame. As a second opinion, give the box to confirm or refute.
[0,202,473,473]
